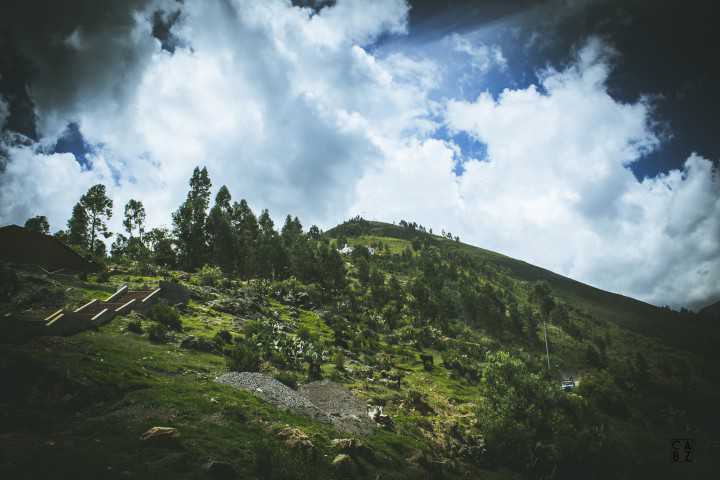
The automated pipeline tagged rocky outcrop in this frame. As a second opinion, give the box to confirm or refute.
[140,426,179,441]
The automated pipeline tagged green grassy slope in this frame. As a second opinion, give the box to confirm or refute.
[2,219,719,479]
[341,221,720,355]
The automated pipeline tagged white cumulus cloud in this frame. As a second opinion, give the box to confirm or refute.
[352,39,720,309]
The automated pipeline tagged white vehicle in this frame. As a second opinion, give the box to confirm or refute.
[561,378,576,391]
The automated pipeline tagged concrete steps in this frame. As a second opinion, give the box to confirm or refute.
[44,284,162,335]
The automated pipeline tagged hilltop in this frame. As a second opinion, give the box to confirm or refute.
[1,215,719,479]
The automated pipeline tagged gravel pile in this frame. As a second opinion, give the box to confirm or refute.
[300,380,374,436]
[217,374,376,435]
[216,372,328,421]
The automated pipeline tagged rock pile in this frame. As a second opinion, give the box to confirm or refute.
[216,372,327,421]
[217,374,382,435]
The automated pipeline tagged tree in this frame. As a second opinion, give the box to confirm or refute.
[122,199,146,241]
[355,256,370,285]
[110,233,128,258]
[206,185,235,272]
[478,351,566,475]
[24,215,49,234]
[320,245,346,291]
[79,184,113,253]
[145,227,175,266]
[281,215,303,247]
[308,225,322,240]
[231,199,259,278]
[256,209,287,279]
[67,202,89,247]
[172,166,211,270]
[369,268,388,307]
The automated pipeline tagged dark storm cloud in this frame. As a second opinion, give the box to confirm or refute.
[403,0,720,178]
[423,0,720,178]
[152,8,185,53]
[0,0,183,139]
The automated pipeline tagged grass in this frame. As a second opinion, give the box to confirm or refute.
[4,222,720,479]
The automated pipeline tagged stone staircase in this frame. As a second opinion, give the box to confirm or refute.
[44,284,162,335]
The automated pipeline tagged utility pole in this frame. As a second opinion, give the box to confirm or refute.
[543,319,550,370]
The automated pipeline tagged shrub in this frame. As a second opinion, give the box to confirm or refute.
[96,269,110,283]
[198,264,223,286]
[148,323,169,343]
[274,371,299,390]
[181,335,218,353]
[215,329,232,345]
[147,303,182,331]
[126,320,143,334]
[225,343,261,372]
[334,351,346,371]
[297,325,312,341]
[577,369,626,416]
[376,352,393,371]
[0,265,19,301]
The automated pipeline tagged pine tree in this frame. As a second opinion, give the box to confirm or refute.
[24,215,50,234]
[207,185,235,272]
[172,167,212,270]
[317,244,345,291]
[257,209,288,279]
[308,225,322,240]
[356,256,370,285]
[67,202,89,248]
[231,199,259,278]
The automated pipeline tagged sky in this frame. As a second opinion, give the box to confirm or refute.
[0,0,718,310]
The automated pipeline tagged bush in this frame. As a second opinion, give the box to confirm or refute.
[215,329,232,345]
[225,343,261,372]
[148,323,169,343]
[297,325,312,341]
[0,265,19,301]
[334,351,345,371]
[147,303,182,331]
[181,335,219,353]
[198,264,223,287]
[577,369,626,416]
[126,320,143,334]
[274,371,299,390]
[96,269,110,283]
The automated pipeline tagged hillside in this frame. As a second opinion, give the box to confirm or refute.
[330,221,720,355]
[2,216,719,479]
